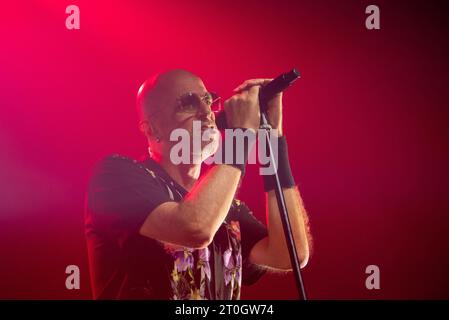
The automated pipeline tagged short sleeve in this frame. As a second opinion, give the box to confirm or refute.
[231,200,268,286]
[85,155,172,239]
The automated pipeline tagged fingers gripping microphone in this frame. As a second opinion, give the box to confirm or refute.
[259,68,300,108]
[215,69,300,130]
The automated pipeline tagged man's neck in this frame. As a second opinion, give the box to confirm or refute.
[158,157,200,192]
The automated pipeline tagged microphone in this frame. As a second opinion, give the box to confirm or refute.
[215,69,300,130]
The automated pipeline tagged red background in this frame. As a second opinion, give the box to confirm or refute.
[1,0,448,299]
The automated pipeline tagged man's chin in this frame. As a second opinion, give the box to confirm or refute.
[190,142,219,164]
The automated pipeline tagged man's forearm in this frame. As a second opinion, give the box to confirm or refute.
[265,187,311,269]
[180,164,242,241]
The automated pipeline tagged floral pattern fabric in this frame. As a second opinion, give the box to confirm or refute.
[164,216,243,300]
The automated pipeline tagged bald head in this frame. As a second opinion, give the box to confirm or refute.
[136,69,203,122]
[136,69,219,161]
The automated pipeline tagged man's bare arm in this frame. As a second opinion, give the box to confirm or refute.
[249,187,312,270]
[139,164,241,248]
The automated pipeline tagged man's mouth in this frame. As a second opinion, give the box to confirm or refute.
[201,123,215,131]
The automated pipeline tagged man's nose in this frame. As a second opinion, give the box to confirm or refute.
[197,100,213,117]
[196,103,215,123]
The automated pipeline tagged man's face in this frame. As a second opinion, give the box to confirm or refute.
[154,75,220,163]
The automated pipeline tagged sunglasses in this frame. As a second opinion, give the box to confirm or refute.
[175,91,221,114]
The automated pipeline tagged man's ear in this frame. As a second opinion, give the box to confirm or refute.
[139,120,161,140]
[139,120,148,134]
[139,120,152,136]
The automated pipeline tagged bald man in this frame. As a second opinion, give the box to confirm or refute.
[85,70,311,300]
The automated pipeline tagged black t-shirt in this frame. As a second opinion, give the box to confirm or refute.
[85,154,268,300]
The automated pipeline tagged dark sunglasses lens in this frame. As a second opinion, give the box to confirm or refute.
[179,93,201,111]
[178,92,221,113]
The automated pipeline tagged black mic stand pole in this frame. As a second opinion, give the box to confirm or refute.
[259,105,307,300]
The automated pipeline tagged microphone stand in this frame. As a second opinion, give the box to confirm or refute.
[259,111,307,300]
